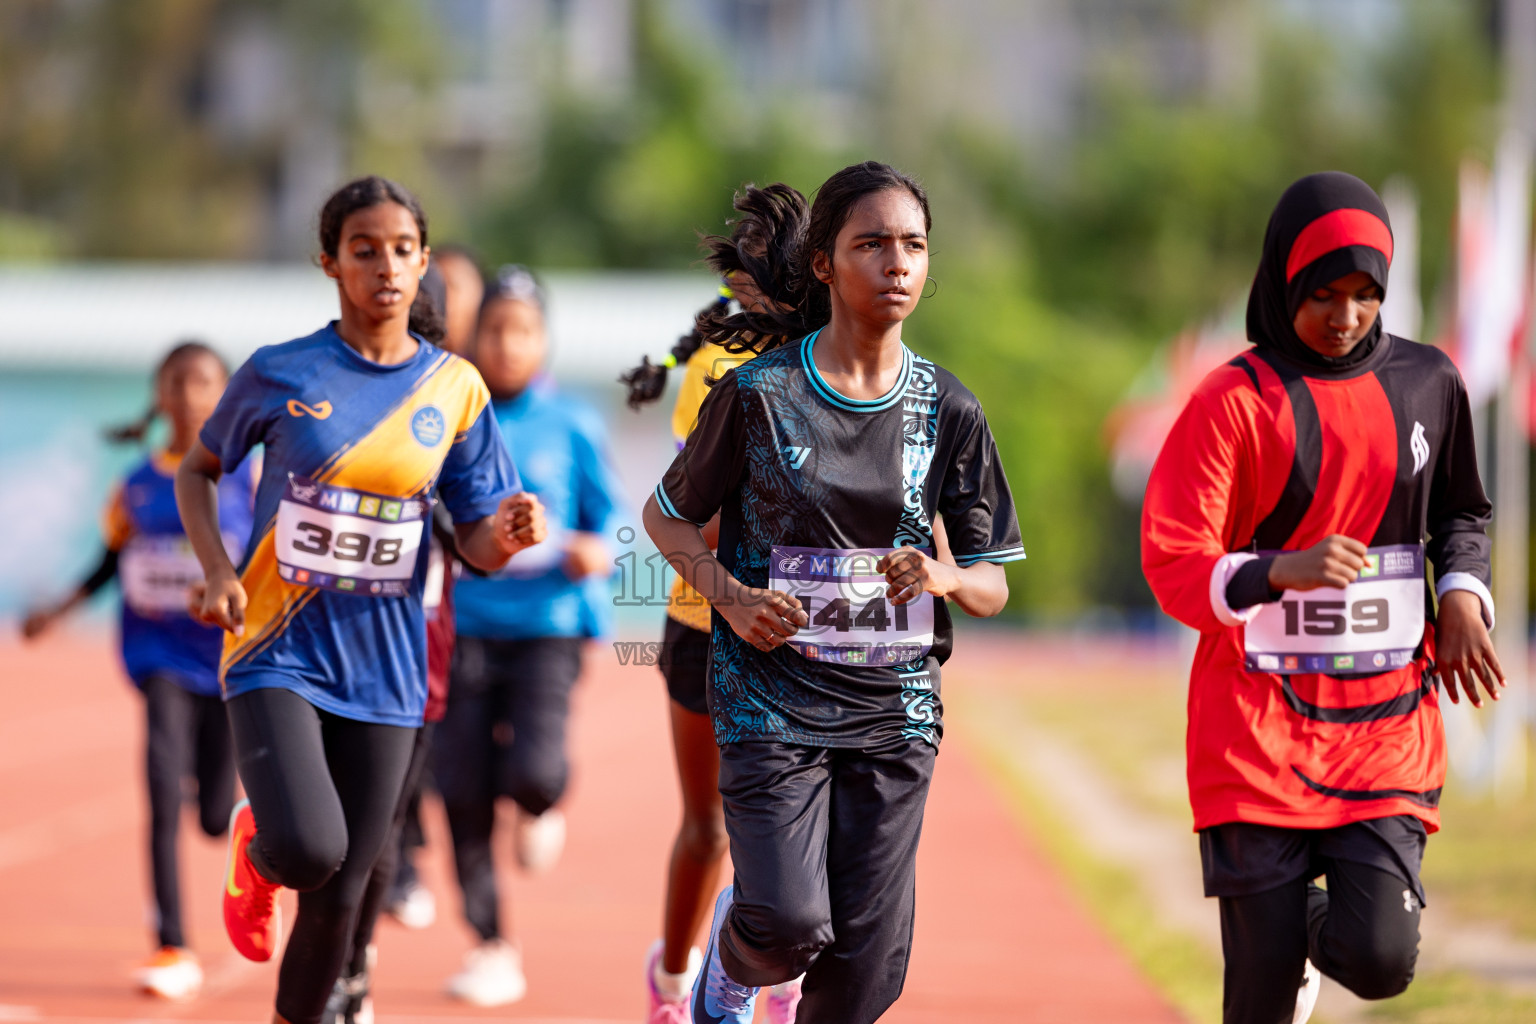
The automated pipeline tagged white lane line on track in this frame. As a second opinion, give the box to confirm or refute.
[0,1007,41,1021]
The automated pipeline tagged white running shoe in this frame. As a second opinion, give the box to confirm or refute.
[1293,958,1321,1024]
[514,808,566,875]
[645,939,701,1023]
[445,939,527,1007]
[134,946,203,1001]
[386,882,436,929]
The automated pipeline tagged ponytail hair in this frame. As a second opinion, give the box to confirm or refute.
[412,261,448,344]
[105,340,228,445]
[619,286,729,410]
[715,162,930,352]
[619,181,811,408]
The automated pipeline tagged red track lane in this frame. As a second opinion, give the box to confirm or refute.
[0,634,1182,1023]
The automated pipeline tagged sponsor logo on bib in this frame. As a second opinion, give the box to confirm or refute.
[411,406,446,447]
[1244,543,1425,675]
[769,545,935,666]
[276,474,427,597]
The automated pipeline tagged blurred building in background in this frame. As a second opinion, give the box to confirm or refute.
[0,0,1329,261]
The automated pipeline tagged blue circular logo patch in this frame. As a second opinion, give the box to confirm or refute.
[411,406,446,447]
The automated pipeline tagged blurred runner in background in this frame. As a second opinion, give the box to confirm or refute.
[22,341,254,1001]
[1142,172,1501,1024]
[434,264,625,1006]
[432,246,485,357]
[374,251,490,939]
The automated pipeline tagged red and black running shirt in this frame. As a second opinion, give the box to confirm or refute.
[1142,334,1491,833]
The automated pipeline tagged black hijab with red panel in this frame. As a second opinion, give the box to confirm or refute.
[1246,170,1394,369]
[1141,172,1492,833]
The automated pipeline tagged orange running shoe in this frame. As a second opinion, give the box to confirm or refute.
[223,798,282,962]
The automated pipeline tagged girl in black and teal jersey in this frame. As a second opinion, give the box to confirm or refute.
[645,162,1024,1024]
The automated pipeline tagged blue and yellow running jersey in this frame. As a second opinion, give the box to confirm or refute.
[104,451,255,696]
[200,325,520,725]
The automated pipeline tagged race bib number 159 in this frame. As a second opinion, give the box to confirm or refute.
[768,545,934,666]
[275,474,427,597]
[1243,543,1426,675]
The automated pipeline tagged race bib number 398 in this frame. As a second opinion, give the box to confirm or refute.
[768,545,934,666]
[275,474,427,597]
[1244,543,1426,675]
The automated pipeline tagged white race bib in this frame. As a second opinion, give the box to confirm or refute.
[768,546,934,666]
[117,534,223,615]
[423,536,446,615]
[1244,543,1425,675]
[275,474,427,597]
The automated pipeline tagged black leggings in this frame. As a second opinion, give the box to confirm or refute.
[227,687,417,1024]
[345,722,436,976]
[434,635,582,942]
[143,674,237,950]
[1220,865,1421,1024]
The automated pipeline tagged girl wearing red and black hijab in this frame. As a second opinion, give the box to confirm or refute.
[1142,171,1502,1024]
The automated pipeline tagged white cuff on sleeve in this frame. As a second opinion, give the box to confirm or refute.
[1210,552,1264,627]
[1437,572,1495,630]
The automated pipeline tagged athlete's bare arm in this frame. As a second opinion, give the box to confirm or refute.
[1269,534,1503,707]
[644,494,809,653]
[1433,590,1504,708]
[1267,535,1369,591]
[175,439,247,636]
[455,492,548,573]
[877,548,1008,618]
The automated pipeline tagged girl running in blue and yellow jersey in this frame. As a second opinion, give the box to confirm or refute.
[23,341,252,1001]
[175,176,545,1024]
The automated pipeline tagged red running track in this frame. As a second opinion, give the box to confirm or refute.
[0,634,1183,1023]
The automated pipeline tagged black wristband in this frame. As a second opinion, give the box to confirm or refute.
[1225,555,1281,611]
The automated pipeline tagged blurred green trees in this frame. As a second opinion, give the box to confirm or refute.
[0,0,1503,617]
[470,0,1495,617]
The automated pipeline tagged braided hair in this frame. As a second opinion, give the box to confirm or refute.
[713,162,930,350]
[619,182,811,408]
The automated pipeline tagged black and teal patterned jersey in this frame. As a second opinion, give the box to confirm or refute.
[654,330,1024,748]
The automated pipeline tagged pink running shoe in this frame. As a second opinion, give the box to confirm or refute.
[644,939,694,1024]
[765,975,803,1024]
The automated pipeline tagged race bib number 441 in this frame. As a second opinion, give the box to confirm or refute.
[275,474,427,597]
[768,545,934,666]
[1244,543,1426,675]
